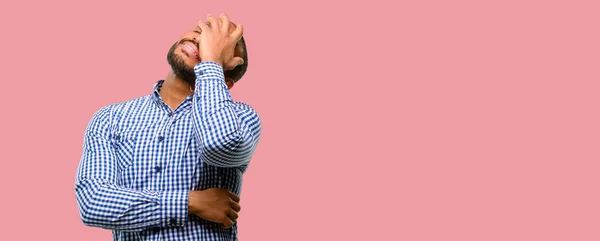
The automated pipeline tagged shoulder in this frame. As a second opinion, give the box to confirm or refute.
[232,101,262,136]
[86,95,152,132]
[91,95,150,118]
[233,101,261,118]
[232,100,257,112]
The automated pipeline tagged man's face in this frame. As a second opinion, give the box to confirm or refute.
[166,26,202,86]
[167,23,245,87]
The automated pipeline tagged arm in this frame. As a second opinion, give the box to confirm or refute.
[74,106,189,231]
[191,62,262,168]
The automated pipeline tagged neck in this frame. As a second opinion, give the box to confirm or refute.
[160,71,194,111]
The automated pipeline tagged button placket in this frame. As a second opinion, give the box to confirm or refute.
[157,112,171,142]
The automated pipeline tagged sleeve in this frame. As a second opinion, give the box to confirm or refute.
[74,106,189,231]
[191,62,262,168]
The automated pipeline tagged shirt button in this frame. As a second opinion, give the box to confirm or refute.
[155,166,161,172]
[115,135,120,140]
[167,113,172,117]
[197,70,203,75]
[169,218,177,225]
[158,136,164,141]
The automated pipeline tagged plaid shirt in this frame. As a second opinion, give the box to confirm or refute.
[75,62,262,241]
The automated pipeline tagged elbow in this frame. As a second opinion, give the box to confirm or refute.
[75,181,98,227]
[75,186,96,227]
[200,111,261,167]
[74,180,110,229]
[79,209,95,228]
[202,133,255,167]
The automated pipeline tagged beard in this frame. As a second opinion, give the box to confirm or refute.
[166,41,197,86]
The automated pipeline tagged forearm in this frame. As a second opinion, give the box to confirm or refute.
[76,106,190,231]
[75,178,189,231]
[192,62,262,167]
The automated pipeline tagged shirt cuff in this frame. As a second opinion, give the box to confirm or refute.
[194,62,225,83]
[160,190,189,227]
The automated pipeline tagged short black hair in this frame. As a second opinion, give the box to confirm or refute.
[224,36,248,82]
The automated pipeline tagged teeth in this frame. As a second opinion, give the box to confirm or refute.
[184,43,197,56]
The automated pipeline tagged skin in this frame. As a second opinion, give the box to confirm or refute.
[160,14,245,229]
[161,17,244,111]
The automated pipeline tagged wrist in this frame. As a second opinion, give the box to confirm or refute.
[193,62,225,83]
[188,190,200,215]
[200,55,222,66]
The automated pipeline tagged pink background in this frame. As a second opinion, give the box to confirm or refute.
[1,0,599,240]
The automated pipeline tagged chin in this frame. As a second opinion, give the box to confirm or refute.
[182,57,199,68]
[187,61,199,68]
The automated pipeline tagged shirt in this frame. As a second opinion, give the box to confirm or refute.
[74,62,262,241]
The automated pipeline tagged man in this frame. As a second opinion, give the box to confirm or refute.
[74,14,261,241]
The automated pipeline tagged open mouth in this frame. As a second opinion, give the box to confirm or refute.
[181,41,198,59]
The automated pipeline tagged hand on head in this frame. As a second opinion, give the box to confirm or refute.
[196,14,244,71]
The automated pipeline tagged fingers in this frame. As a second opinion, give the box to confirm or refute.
[195,13,243,67]
[223,57,244,71]
[230,200,241,212]
[222,209,237,229]
[197,20,210,33]
[200,13,242,39]
[229,191,240,202]
[220,13,231,31]
[207,14,220,29]
[233,57,244,66]
[232,24,243,41]
[221,217,234,229]
[227,208,239,221]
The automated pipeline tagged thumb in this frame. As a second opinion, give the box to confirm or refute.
[224,57,244,71]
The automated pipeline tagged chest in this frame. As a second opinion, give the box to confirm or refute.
[110,108,198,190]
[108,106,243,194]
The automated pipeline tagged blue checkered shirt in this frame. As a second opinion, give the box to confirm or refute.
[75,62,262,241]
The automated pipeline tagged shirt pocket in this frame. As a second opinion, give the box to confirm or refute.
[112,130,139,174]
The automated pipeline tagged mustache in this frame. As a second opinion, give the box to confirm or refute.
[177,39,197,47]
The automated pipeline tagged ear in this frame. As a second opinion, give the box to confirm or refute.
[225,78,235,90]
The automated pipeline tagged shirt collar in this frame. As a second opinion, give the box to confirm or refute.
[151,80,167,109]
[152,80,165,101]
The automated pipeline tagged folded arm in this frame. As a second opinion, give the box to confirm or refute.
[191,62,262,168]
[74,106,188,231]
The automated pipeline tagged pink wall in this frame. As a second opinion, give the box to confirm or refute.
[1,0,599,240]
